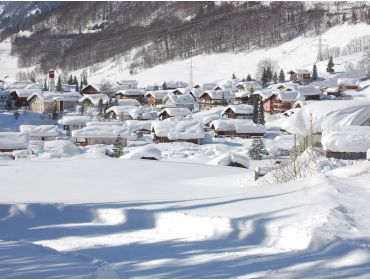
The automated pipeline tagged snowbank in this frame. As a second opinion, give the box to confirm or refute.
[207,152,250,168]
[19,125,58,137]
[120,145,162,160]
[0,132,29,150]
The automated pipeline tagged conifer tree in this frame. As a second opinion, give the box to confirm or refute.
[67,74,73,85]
[265,67,273,83]
[232,73,237,80]
[248,138,266,160]
[273,72,278,84]
[162,81,167,90]
[261,68,268,87]
[257,95,265,125]
[98,98,104,118]
[43,79,48,91]
[112,135,124,158]
[246,74,252,81]
[279,69,285,83]
[327,56,335,74]
[56,76,63,92]
[312,64,318,80]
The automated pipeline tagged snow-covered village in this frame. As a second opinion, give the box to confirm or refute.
[1,1,370,279]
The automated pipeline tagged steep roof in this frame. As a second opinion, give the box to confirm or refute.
[158,107,192,118]
[79,94,109,105]
[199,90,235,100]
[115,89,145,96]
[106,106,143,119]
[145,90,169,99]
[163,93,196,105]
[222,104,254,115]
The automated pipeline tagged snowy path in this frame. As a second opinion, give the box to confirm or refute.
[1,159,370,278]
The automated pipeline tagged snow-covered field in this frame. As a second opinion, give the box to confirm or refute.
[1,158,370,278]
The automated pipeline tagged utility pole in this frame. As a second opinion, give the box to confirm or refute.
[186,59,197,89]
[313,28,328,62]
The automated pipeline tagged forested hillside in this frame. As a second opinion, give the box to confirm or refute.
[4,1,370,75]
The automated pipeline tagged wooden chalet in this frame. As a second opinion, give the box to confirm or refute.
[81,84,100,95]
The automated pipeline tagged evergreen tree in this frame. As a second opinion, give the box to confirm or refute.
[67,74,73,85]
[257,95,265,125]
[327,56,335,74]
[312,64,318,80]
[73,75,78,85]
[232,73,237,80]
[80,80,84,93]
[241,77,246,82]
[56,76,63,92]
[162,81,167,90]
[83,75,88,86]
[112,135,124,158]
[80,102,85,116]
[278,69,285,83]
[248,138,266,160]
[273,72,278,84]
[98,98,104,118]
[265,67,272,83]
[261,68,268,87]
[246,74,252,81]
[43,79,48,91]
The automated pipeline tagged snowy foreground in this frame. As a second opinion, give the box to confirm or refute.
[1,158,370,278]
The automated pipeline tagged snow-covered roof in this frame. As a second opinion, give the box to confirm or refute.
[0,132,29,150]
[236,81,262,91]
[19,125,59,137]
[337,78,360,87]
[199,90,235,100]
[322,126,370,153]
[282,100,370,136]
[210,119,266,133]
[117,99,140,106]
[121,145,162,160]
[151,120,205,140]
[145,90,169,99]
[208,152,250,168]
[278,90,302,102]
[5,81,35,90]
[124,120,153,133]
[297,85,321,96]
[106,106,143,119]
[171,87,191,95]
[79,94,109,105]
[289,69,312,75]
[72,125,129,139]
[12,88,43,98]
[58,115,92,126]
[324,87,340,94]
[163,93,196,105]
[222,104,254,115]
[115,89,145,96]
[27,91,81,102]
[159,107,192,117]
[192,106,224,125]
[80,84,99,92]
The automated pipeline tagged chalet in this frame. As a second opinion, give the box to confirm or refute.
[297,85,322,101]
[9,88,43,109]
[80,84,100,95]
[0,132,29,152]
[198,90,235,110]
[58,115,92,136]
[151,120,205,144]
[114,89,145,104]
[234,92,249,104]
[28,91,82,114]
[189,88,203,101]
[106,106,144,121]
[209,119,265,138]
[208,152,250,169]
[324,87,341,97]
[171,88,190,95]
[79,94,109,107]
[192,106,224,127]
[322,126,370,160]
[281,100,370,151]
[157,107,192,120]
[19,125,59,141]
[263,90,300,114]
[221,104,254,120]
[337,78,360,90]
[118,80,138,89]
[145,90,169,106]
[287,69,312,84]
[72,123,128,146]
[121,145,162,160]
[162,93,197,111]
[124,120,153,137]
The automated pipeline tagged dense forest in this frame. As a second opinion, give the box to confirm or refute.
[5,1,370,75]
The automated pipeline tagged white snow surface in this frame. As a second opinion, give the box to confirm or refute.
[1,159,370,278]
